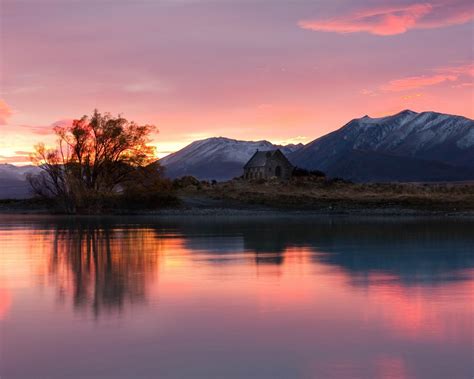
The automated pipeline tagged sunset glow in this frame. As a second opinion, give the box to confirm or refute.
[1,0,473,164]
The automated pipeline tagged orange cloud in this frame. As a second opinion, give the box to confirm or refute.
[299,2,473,36]
[0,99,13,125]
[382,63,473,91]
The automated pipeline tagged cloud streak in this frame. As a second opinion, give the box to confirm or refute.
[15,119,74,136]
[0,100,13,125]
[0,154,32,164]
[299,1,473,36]
[382,73,457,91]
[382,63,473,91]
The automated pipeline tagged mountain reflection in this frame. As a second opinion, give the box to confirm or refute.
[170,217,474,285]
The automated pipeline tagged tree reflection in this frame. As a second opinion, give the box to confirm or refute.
[49,223,160,316]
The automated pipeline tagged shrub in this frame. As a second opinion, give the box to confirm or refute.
[172,176,201,189]
[293,167,326,178]
[323,177,353,187]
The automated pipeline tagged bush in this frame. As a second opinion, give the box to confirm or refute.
[323,177,353,187]
[173,176,201,189]
[119,162,177,210]
[293,167,326,178]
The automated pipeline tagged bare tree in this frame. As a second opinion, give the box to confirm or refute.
[28,110,161,213]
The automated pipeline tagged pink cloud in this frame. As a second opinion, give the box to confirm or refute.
[51,119,74,128]
[17,118,74,136]
[15,150,33,155]
[0,99,13,125]
[437,62,474,77]
[0,154,31,164]
[382,63,473,91]
[382,73,457,91]
[401,93,424,100]
[452,82,474,88]
[299,1,473,36]
[31,127,53,136]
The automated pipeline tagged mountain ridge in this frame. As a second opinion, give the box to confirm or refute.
[1,109,473,198]
[160,136,303,180]
[0,164,39,199]
[290,109,474,182]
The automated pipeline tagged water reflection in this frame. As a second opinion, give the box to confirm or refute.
[48,224,161,316]
[172,218,474,285]
[1,216,473,379]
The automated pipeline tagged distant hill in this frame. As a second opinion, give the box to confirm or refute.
[290,110,474,182]
[0,164,40,199]
[160,137,303,180]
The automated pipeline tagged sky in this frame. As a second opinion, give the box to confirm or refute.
[0,0,473,164]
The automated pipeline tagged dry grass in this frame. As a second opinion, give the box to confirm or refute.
[180,177,474,212]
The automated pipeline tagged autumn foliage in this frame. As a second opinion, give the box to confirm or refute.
[29,110,175,213]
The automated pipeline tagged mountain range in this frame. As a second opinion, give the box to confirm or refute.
[161,110,473,182]
[291,110,474,182]
[1,109,473,198]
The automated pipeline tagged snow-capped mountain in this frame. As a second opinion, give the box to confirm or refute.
[160,137,303,180]
[2,110,472,197]
[290,110,474,182]
[0,164,40,199]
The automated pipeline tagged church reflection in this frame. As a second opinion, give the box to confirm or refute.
[167,217,474,285]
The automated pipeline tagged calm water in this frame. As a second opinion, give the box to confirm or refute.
[0,215,473,379]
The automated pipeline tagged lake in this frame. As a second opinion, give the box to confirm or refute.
[0,215,473,379]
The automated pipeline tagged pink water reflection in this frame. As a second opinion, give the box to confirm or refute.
[0,216,473,379]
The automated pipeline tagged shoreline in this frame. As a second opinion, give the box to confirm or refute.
[2,179,474,218]
[1,204,474,218]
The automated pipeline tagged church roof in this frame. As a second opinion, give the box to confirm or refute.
[244,149,291,169]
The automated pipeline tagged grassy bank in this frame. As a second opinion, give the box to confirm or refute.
[2,177,473,216]
[176,177,474,214]
[0,194,180,214]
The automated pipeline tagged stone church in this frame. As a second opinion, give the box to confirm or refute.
[243,149,294,180]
